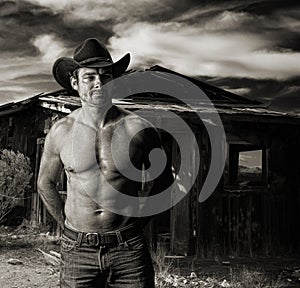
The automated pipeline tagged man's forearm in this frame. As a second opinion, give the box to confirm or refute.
[138,164,174,229]
[38,185,65,228]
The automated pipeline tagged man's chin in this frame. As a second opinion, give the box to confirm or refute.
[87,99,112,108]
[92,92,110,102]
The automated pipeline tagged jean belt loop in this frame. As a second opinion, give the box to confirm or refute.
[115,230,124,245]
[76,232,83,247]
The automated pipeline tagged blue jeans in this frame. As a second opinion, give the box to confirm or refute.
[60,232,155,287]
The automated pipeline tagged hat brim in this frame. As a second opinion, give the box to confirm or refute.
[52,53,130,91]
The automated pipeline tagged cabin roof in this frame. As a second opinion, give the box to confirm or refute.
[147,65,261,107]
[0,94,41,117]
[38,93,300,125]
[0,66,299,124]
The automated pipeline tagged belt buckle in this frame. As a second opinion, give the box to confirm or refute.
[86,233,100,246]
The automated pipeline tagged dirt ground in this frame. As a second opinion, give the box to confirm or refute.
[0,223,60,288]
[1,246,300,288]
[0,247,59,288]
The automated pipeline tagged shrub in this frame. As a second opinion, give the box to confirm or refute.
[0,149,32,224]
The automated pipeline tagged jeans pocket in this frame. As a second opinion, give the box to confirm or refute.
[125,234,146,251]
[61,235,77,252]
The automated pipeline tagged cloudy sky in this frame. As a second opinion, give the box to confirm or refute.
[1,0,300,112]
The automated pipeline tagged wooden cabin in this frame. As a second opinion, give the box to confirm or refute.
[0,66,299,258]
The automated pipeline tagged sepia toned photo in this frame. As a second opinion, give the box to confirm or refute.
[0,1,299,287]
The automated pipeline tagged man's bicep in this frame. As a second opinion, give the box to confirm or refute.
[38,133,63,187]
[144,127,174,186]
[143,127,162,168]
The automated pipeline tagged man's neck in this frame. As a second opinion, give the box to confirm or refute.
[79,102,112,129]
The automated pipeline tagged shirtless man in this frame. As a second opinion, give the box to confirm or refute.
[37,38,173,287]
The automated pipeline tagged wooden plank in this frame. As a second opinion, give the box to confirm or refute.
[0,117,9,148]
[170,132,196,256]
[31,137,45,225]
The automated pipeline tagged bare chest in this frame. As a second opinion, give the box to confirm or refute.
[59,116,145,177]
[60,122,98,173]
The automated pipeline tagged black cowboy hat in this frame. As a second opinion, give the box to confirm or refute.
[52,38,130,91]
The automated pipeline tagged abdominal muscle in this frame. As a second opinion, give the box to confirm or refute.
[60,107,142,233]
[64,172,136,233]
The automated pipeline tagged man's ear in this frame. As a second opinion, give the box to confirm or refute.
[70,76,78,91]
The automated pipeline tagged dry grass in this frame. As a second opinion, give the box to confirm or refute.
[152,246,287,288]
[0,220,59,249]
[228,267,286,288]
[0,226,291,287]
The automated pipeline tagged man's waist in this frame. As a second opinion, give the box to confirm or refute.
[63,222,142,247]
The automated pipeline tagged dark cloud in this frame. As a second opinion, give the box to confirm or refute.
[12,73,60,91]
[234,0,300,15]
[0,0,113,56]
[276,34,300,52]
[0,1,53,54]
[270,89,300,113]
[0,0,299,112]
[205,76,300,111]
[0,1,18,17]
[173,0,300,53]
[129,0,199,23]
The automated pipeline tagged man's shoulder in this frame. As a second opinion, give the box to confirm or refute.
[45,114,76,152]
[44,113,78,154]
[49,113,75,134]
[112,107,161,147]
[114,106,155,131]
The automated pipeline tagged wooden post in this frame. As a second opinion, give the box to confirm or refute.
[31,137,44,226]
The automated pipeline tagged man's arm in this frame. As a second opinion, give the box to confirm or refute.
[137,126,174,228]
[37,127,65,228]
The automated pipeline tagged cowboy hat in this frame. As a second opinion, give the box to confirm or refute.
[52,38,130,91]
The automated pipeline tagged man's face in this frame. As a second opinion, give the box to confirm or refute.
[71,67,113,106]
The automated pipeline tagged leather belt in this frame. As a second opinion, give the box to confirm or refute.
[63,223,140,246]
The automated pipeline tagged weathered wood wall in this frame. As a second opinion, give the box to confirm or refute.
[0,107,47,219]
[188,121,300,257]
[1,104,299,257]
[0,107,65,227]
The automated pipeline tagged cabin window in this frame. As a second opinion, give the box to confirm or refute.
[227,144,268,186]
[239,150,262,185]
